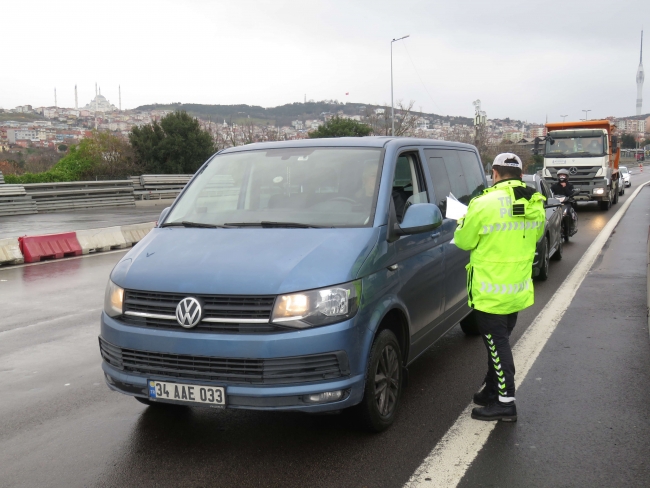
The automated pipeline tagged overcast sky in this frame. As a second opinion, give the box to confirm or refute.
[2,0,648,123]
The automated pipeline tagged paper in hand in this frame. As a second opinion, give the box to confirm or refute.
[445,193,468,220]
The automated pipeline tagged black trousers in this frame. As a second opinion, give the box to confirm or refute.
[475,310,518,399]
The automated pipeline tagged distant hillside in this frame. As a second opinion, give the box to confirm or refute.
[134,101,474,127]
[0,112,45,122]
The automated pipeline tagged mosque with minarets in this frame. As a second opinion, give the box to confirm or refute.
[82,84,118,113]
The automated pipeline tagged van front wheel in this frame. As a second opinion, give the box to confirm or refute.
[460,311,480,335]
[357,329,403,432]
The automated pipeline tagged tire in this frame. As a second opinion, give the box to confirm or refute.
[460,310,480,335]
[536,237,550,281]
[551,234,563,261]
[562,219,570,243]
[612,188,619,204]
[356,329,403,432]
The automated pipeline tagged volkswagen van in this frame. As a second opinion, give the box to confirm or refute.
[99,137,486,431]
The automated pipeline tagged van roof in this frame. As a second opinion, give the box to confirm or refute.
[218,136,477,154]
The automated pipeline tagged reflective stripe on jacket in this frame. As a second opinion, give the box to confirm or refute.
[454,179,546,314]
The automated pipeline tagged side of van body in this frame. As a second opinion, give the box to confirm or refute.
[99,137,487,431]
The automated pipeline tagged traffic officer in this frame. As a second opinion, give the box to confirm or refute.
[454,153,546,422]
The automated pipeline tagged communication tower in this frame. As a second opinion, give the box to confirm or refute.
[637,30,644,115]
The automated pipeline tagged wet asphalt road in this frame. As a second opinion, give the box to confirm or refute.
[1,174,649,488]
[0,206,163,239]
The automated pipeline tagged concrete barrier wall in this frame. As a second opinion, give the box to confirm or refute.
[0,237,24,265]
[76,227,128,254]
[121,222,155,246]
[0,221,156,266]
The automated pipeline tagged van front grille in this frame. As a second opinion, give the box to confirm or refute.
[120,289,282,332]
[99,337,349,385]
[123,290,275,320]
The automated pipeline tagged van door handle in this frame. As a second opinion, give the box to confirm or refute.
[387,264,398,271]
[430,232,441,240]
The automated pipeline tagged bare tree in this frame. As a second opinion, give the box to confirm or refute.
[392,100,419,136]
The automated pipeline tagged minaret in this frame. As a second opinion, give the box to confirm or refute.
[95,83,97,97]
[637,30,645,115]
[119,85,122,111]
[54,88,57,108]
[75,85,78,109]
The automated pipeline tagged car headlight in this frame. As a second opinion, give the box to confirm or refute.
[104,280,124,317]
[271,280,361,328]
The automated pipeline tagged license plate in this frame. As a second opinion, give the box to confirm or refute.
[148,380,226,407]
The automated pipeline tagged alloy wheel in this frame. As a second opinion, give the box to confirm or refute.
[374,344,400,417]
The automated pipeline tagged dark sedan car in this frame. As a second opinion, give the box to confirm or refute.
[523,173,563,280]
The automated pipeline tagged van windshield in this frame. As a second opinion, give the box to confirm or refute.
[164,147,383,228]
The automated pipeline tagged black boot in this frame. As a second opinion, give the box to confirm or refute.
[471,401,517,422]
[472,384,498,407]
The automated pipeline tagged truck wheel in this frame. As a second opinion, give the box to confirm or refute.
[356,329,403,432]
[536,237,550,281]
[460,311,480,335]
[612,189,619,204]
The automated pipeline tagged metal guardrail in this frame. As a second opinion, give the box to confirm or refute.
[23,181,135,213]
[0,171,5,184]
[132,174,192,200]
[0,184,38,216]
[0,174,194,215]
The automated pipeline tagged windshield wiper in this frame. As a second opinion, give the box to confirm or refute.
[223,221,326,228]
[160,221,220,228]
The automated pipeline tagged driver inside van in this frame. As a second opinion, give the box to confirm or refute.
[354,163,378,204]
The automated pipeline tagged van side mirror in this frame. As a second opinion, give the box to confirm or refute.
[395,203,443,236]
[158,207,171,226]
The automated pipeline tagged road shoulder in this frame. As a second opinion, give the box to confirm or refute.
[458,186,650,487]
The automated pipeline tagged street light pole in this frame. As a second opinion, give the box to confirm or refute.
[560,114,568,123]
[582,109,591,121]
[391,35,409,136]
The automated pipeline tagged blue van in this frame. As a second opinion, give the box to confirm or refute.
[100,137,487,431]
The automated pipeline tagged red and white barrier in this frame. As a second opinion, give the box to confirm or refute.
[0,221,155,266]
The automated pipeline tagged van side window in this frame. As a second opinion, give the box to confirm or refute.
[425,155,452,216]
[424,149,470,204]
[458,151,486,200]
[392,153,428,223]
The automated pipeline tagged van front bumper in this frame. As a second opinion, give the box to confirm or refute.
[100,312,368,412]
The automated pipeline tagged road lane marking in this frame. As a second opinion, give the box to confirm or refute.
[405,181,650,488]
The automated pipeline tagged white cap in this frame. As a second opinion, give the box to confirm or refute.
[492,153,523,170]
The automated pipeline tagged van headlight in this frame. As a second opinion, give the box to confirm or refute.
[104,280,124,317]
[271,280,361,328]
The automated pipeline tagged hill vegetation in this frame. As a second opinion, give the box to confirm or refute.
[135,101,474,128]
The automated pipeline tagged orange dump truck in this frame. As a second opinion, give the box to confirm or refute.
[541,120,620,210]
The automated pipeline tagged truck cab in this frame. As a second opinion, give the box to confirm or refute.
[541,120,620,211]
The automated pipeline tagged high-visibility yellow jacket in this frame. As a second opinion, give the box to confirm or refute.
[454,179,546,314]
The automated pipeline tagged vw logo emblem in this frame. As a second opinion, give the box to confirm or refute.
[569,167,578,175]
[176,297,202,328]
